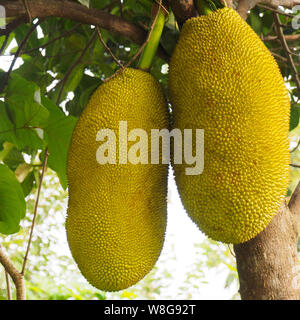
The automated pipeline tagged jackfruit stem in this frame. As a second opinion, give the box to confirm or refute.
[195,0,226,15]
[138,3,167,71]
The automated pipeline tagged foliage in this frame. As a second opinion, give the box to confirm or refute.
[0,0,299,300]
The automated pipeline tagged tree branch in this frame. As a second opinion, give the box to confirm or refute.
[0,0,169,61]
[0,16,27,36]
[0,18,43,94]
[0,245,25,300]
[21,148,49,276]
[237,0,300,20]
[21,22,81,55]
[167,0,198,25]
[5,270,11,300]
[55,31,97,105]
[273,12,300,97]
[288,181,300,223]
[234,200,300,299]
[263,34,300,41]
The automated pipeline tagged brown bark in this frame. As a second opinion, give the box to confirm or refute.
[168,0,198,25]
[0,0,169,61]
[0,245,26,300]
[237,0,300,20]
[1,0,146,44]
[234,183,300,300]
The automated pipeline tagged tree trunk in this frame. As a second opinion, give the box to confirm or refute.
[234,183,300,300]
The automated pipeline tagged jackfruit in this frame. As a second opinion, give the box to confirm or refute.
[169,8,290,244]
[66,68,169,291]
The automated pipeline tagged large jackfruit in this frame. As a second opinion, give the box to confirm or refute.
[169,8,290,244]
[66,68,169,291]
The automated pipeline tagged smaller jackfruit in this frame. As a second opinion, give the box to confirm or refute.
[66,68,169,291]
[169,8,290,244]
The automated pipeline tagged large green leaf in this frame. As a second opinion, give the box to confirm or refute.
[247,9,262,35]
[0,101,16,146]
[0,164,26,235]
[42,97,77,189]
[3,74,49,151]
[6,74,49,127]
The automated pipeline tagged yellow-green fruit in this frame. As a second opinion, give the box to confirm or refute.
[66,68,169,291]
[169,8,290,244]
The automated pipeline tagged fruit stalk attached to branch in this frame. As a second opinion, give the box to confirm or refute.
[138,1,168,71]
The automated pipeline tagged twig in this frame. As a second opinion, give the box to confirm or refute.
[0,244,25,300]
[121,20,159,71]
[21,23,82,55]
[273,13,300,97]
[119,0,123,17]
[5,270,11,300]
[0,0,170,62]
[237,0,258,19]
[237,0,300,20]
[126,0,166,68]
[103,0,164,83]
[0,18,43,94]
[290,163,300,168]
[271,51,300,65]
[257,4,294,17]
[0,16,27,37]
[263,34,300,41]
[21,148,49,276]
[227,244,236,258]
[55,31,97,104]
[128,0,168,68]
[96,26,124,68]
[0,34,9,55]
[271,51,289,63]
[290,138,300,153]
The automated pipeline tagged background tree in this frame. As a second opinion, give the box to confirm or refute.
[0,0,299,300]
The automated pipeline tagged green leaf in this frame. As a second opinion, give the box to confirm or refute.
[247,10,262,35]
[0,164,26,235]
[0,101,18,146]
[6,74,49,128]
[261,11,273,36]
[2,144,25,171]
[290,105,299,131]
[2,74,50,151]
[42,97,77,189]
[64,64,85,94]
[21,170,35,197]
[90,0,110,9]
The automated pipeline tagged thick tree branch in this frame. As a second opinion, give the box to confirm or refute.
[0,0,169,61]
[168,0,198,25]
[234,198,300,299]
[234,179,300,300]
[288,180,300,222]
[237,0,300,20]
[0,0,145,43]
[0,245,25,300]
